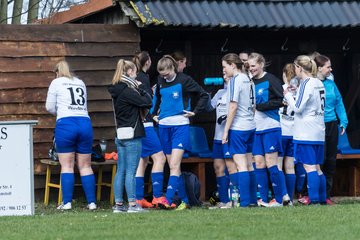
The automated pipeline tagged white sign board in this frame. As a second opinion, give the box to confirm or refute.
[0,120,37,216]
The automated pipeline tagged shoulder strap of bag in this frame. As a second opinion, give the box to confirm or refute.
[111,98,139,130]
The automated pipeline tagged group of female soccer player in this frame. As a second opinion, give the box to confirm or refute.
[212,51,347,208]
[47,48,347,212]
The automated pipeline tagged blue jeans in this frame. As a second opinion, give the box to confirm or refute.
[114,137,142,203]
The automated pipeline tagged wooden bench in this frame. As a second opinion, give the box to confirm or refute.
[335,153,360,196]
[182,157,213,201]
[40,159,117,206]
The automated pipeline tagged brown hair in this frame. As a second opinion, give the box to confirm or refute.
[222,53,244,71]
[282,63,296,83]
[132,51,150,72]
[171,51,186,62]
[314,55,330,68]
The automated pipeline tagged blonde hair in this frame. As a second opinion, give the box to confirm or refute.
[54,61,73,79]
[157,55,177,73]
[248,52,268,69]
[294,55,317,77]
[282,63,296,83]
[112,59,137,85]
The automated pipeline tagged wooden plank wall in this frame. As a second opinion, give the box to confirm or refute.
[0,24,140,174]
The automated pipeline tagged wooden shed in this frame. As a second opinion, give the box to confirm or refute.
[0,24,140,175]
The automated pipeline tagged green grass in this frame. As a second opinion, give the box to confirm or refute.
[1,201,360,240]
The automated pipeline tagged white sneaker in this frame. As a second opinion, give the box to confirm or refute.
[219,202,232,209]
[87,202,97,210]
[57,202,72,210]
[282,194,291,206]
[268,199,283,207]
[127,203,148,213]
[257,199,269,207]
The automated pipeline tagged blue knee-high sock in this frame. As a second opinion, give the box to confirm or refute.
[177,174,189,204]
[135,177,144,200]
[279,170,288,197]
[81,174,96,204]
[269,166,284,204]
[61,173,74,204]
[249,170,257,204]
[238,171,250,207]
[217,176,230,203]
[285,173,296,201]
[166,175,179,204]
[319,174,327,203]
[255,168,269,202]
[151,172,164,198]
[307,171,320,203]
[296,163,306,193]
[229,172,239,187]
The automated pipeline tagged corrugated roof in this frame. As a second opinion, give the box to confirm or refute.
[129,1,360,28]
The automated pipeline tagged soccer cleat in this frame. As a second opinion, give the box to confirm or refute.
[153,196,176,209]
[113,203,127,213]
[175,201,189,211]
[136,198,154,208]
[282,194,292,206]
[257,199,269,207]
[128,203,148,213]
[57,202,72,210]
[326,198,336,206]
[87,202,97,210]
[268,199,283,207]
[298,196,310,205]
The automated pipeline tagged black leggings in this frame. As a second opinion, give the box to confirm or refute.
[321,120,339,198]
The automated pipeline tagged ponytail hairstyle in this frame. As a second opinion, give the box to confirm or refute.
[294,55,317,77]
[222,53,244,72]
[112,59,137,85]
[282,63,296,83]
[54,60,73,79]
[132,51,150,73]
[157,55,178,73]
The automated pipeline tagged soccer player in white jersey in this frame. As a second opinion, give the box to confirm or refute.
[278,63,298,203]
[45,61,96,210]
[284,55,327,205]
[209,74,237,208]
[222,53,257,207]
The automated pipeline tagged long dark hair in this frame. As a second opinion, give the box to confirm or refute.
[132,51,150,73]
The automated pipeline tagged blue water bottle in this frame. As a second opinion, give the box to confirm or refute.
[204,77,224,86]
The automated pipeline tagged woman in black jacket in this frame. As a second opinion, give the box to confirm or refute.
[108,59,152,213]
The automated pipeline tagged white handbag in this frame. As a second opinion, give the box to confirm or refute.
[116,126,135,140]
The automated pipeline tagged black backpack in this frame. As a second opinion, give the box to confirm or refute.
[182,171,202,206]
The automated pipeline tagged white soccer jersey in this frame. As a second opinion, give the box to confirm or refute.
[211,88,228,140]
[227,73,256,131]
[284,77,325,144]
[46,76,89,120]
[280,84,295,137]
